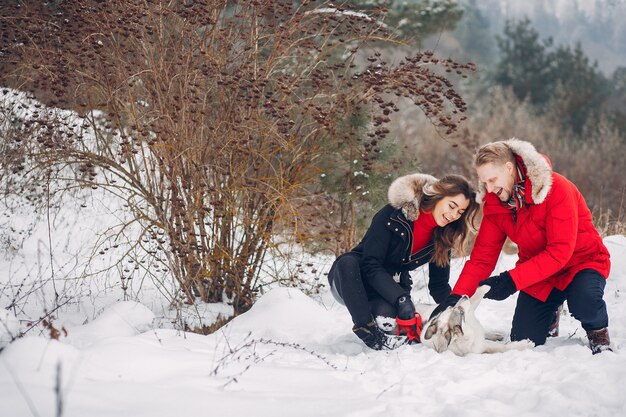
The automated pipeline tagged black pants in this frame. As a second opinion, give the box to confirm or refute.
[511,269,609,346]
[328,254,399,327]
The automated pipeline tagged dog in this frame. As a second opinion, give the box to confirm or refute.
[419,285,535,356]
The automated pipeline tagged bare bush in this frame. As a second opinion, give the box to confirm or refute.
[1,1,473,314]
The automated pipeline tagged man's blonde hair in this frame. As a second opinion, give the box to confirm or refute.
[473,141,516,167]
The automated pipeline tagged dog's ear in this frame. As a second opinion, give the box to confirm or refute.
[423,323,437,340]
[449,307,465,326]
[447,308,465,338]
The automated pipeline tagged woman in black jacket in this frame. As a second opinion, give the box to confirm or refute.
[328,174,479,350]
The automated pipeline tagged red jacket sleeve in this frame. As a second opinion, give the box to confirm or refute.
[508,179,578,289]
[452,213,507,297]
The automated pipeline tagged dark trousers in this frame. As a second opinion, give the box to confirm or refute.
[328,254,398,327]
[511,269,609,346]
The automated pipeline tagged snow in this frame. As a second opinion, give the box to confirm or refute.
[1,235,625,416]
[1,88,625,417]
[62,301,154,349]
[305,8,389,30]
[0,308,20,346]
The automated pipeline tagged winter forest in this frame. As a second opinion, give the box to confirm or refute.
[1,1,625,416]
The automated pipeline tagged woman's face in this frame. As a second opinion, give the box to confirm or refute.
[432,193,470,227]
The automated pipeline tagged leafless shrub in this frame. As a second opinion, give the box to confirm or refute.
[211,332,337,387]
[0,1,473,314]
[592,191,626,237]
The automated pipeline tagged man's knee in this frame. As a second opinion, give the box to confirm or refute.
[511,292,557,346]
[566,270,609,329]
[511,320,548,346]
[568,296,606,322]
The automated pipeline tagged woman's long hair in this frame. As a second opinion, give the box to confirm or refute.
[420,175,480,266]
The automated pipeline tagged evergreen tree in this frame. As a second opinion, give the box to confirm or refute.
[607,67,626,136]
[308,1,469,252]
[494,17,554,106]
[452,0,495,66]
[493,18,610,134]
[547,43,610,133]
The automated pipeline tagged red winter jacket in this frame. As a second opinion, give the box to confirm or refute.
[452,139,610,301]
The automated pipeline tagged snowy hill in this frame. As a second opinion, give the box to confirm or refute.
[1,79,625,417]
[1,235,625,416]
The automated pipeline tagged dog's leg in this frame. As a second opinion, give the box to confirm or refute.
[481,340,509,353]
[484,331,505,341]
[468,285,491,315]
[481,339,535,353]
[504,339,535,351]
[470,285,490,304]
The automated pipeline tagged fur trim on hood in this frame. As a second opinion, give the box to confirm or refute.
[476,138,553,204]
[388,173,438,221]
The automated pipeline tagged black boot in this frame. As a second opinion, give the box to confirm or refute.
[352,322,408,350]
[587,327,613,354]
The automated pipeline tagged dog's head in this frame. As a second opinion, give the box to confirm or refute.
[422,295,469,353]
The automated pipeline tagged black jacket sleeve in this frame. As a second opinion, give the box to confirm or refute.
[399,270,413,293]
[427,261,451,304]
[361,206,407,304]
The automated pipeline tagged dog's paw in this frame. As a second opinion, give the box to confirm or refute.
[506,339,535,351]
[475,285,491,298]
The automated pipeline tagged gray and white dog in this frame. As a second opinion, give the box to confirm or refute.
[420,285,535,356]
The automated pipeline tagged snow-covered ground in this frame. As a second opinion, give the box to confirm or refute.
[1,231,625,417]
[1,82,625,414]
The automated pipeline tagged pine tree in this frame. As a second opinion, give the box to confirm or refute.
[493,18,610,134]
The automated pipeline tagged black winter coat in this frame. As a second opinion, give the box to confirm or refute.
[343,203,451,305]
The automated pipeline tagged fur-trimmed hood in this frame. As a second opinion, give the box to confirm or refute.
[476,138,553,205]
[387,173,438,221]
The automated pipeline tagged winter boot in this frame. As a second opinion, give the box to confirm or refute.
[374,315,398,333]
[547,305,563,338]
[352,321,408,350]
[586,327,613,354]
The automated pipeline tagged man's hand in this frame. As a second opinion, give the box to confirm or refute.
[479,271,517,300]
[429,293,461,320]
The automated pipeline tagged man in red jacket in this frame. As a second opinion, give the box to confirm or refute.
[432,139,612,354]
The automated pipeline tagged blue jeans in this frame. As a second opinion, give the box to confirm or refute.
[511,269,609,345]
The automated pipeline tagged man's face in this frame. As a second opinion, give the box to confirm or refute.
[476,161,516,202]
